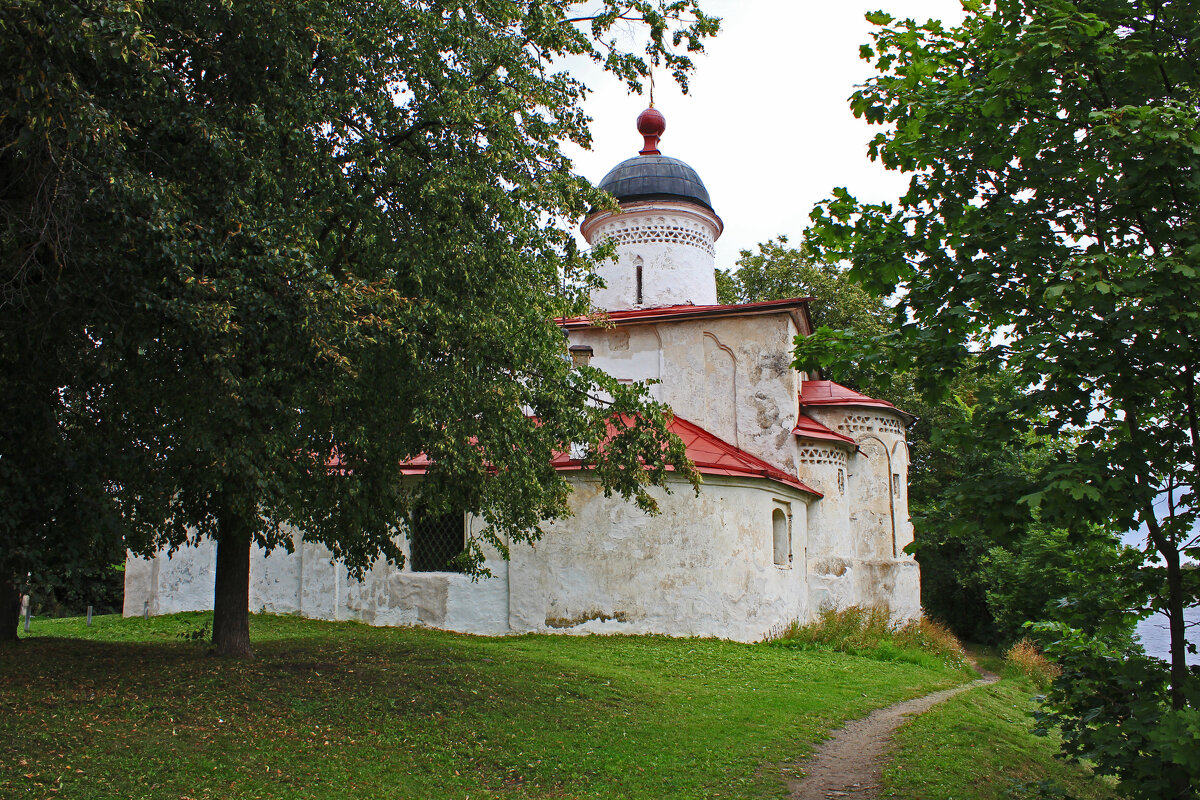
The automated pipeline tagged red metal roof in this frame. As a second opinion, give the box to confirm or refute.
[399,416,820,496]
[559,297,813,330]
[798,380,914,423]
[792,413,857,445]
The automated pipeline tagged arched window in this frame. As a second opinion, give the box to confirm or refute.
[772,508,790,567]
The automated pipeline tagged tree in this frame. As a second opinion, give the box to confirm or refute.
[799,2,1199,795]
[1,0,165,642]
[718,239,1105,642]
[2,0,717,656]
[905,367,1133,645]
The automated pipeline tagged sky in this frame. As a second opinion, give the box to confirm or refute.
[562,0,967,268]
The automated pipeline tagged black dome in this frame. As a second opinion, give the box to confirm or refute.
[597,154,713,211]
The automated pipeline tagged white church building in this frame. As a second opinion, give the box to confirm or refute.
[124,108,920,642]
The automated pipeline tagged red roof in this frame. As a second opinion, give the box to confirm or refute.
[399,416,820,496]
[792,413,857,445]
[799,380,914,423]
[559,297,813,330]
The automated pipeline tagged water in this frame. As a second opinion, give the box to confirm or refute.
[1135,606,1200,666]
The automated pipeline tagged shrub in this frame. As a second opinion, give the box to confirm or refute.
[771,606,969,670]
[1005,638,1061,688]
[1003,639,1061,689]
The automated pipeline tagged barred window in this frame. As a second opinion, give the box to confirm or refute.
[410,510,466,573]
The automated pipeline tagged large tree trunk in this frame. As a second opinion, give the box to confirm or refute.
[212,512,253,658]
[1,575,20,644]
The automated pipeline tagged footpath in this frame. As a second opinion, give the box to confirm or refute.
[787,667,999,799]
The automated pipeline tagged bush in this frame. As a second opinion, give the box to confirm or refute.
[771,606,969,671]
[1031,621,1199,800]
[1004,639,1061,689]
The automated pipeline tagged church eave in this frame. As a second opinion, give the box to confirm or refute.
[558,297,814,330]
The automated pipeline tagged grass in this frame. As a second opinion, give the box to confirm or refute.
[881,677,1119,800]
[770,606,972,674]
[2,611,968,800]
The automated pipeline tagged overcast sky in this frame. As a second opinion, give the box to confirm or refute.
[562,0,966,268]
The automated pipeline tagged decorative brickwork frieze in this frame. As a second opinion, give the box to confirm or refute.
[796,446,848,466]
[594,214,716,257]
[835,414,905,436]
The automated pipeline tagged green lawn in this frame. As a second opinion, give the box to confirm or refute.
[882,676,1120,800]
[0,613,1106,799]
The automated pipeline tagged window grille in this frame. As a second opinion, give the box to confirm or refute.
[410,510,466,573]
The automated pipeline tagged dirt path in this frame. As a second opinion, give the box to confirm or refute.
[787,668,999,800]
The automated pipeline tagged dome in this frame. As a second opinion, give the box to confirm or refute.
[597,154,713,212]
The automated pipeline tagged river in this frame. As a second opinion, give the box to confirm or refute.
[1135,606,1200,666]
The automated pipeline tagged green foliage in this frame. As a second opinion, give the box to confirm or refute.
[902,369,1061,642]
[28,562,125,618]
[1,0,718,651]
[904,370,1133,647]
[801,1,1200,795]
[0,0,159,639]
[1032,622,1200,800]
[982,526,1143,646]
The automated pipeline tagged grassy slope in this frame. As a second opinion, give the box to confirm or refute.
[881,676,1119,800]
[2,612,964,800]
[1,614,1114,800]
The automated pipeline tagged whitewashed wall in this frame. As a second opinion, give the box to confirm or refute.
[570,313,801,474]
[582,200,722,310]
[124,526,510,635]
[508,474,814,642]
[125,473,814,641]
[800,404,921,621]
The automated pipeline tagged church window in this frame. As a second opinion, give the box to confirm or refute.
[837,468,845,495]
[409,510,467,573]
[772,508,790,567]
[634,256,644,305]
[892,473,901,496]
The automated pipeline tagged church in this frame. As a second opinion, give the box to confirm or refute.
[124,108,921,642]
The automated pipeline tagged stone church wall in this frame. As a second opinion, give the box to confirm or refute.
[574,312,801,475]
[508,473,813,642]
[124,473,816,642]
[800,405,920,621]
[124,526,511,635]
